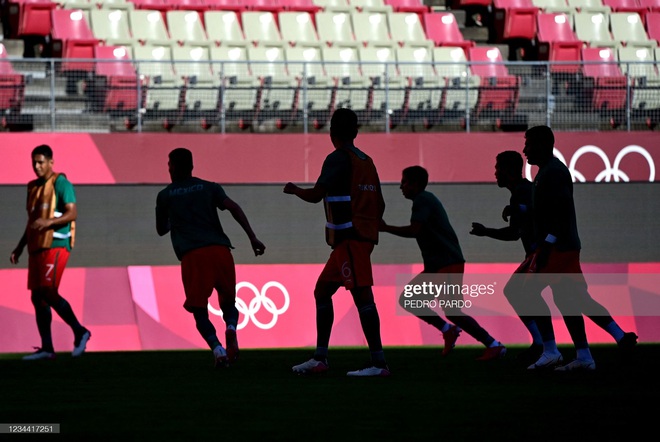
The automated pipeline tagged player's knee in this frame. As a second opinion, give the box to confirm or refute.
[351,287,375,308]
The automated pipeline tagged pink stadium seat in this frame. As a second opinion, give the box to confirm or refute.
[205,0,249,14]
[244,0,285,12]
[385,0,429,15]
[492,0,539,42]
[638,0,660,12]
[646,11,660,42]
[51,9,101,73]
[92,45,139,112]
[423,12,476,54]
[4,0,57,38]
[581,47,627,110]
[468,46,521,115]
[0,43,25,112]
[172,0,212,13]
[603,0,648,21]
[280,0,322,14]
[536,13,583,73]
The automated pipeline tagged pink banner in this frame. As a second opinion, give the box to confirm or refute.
[0,132,656,184]
[0,263,656,354]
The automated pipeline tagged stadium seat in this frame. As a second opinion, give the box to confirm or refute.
[567,0,611,13]
[171,45,221,113]
[203,10,249,47]
[244,0,286,13]
[0,43,25,112]
[5,0,58,38]
[98,0,136,9]
[468,46,520,116]
[617,46,660,109]
[581,46,628,110]
[204,0,248,14]
[133,44,185,113]
[315,11,360,47]
[58,0,97,14]
[278,11,323,47]
[602,0,647,17]
[166,10,212,47]
[281,0,323,14]
[610,12,658,46]
[128,9,173,46]
[423,12,476,53]
[433,46,479,114]
[574,11,619,47]
[359,46,407,120]
[396,46,443,124]
[90,8,135,46]
[638,0,660,12]
[312,0,352,12]
[209,46,260,125]
[351,10,395,48]
[349,0,393,13]
[51,9,101,73]
[536,12,584,72]
[285,46,335,118]
[242,11,286,46]
[644,12,660,43]
[385,0,428,15]
[90,45,139,113]
[388,12,434,48]
[491,0,539,42]
[322,46,371,111]
[533,0,574,13]
[247,46,299,125]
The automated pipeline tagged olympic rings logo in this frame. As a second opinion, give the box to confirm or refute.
[208,281,290,330]
[525,145,655,182]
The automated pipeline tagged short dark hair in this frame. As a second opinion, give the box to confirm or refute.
[169,147,193,172]
[525,125,554,151]
[402,165,428,190]
[496,150,523,176]
[330,108,359,141]
[32,144,53,159]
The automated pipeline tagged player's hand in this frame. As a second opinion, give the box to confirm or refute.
[30,218,52,231]
[470,222,486,236]
[283,182,298,195]
[530,242,552,273]
[251,238,266,256]
[10,248,22,265]
[502,205,515,222]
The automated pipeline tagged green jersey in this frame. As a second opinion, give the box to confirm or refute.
[51,175,76,251]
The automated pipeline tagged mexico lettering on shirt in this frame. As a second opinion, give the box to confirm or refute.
[169,184,204,196]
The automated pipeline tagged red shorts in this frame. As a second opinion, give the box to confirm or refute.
[319,240,375,290]
[181,245,236,312]
[28,247,70,290]
[523,248,583,274]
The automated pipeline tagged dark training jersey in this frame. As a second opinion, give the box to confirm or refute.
[510,178,535,256]
[156,177,233,261]
[532,157,581,251]
[411,190,465,272]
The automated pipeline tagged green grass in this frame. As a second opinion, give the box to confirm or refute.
[1,345,656,441]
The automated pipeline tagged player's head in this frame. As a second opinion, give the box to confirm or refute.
[495,150,523,188]
[31,144,54,179]
[524,125,554,166]
[168,147,193,181]
[401,166,428,199]
[330,108,359,146]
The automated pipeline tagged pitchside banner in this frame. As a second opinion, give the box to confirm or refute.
[0,263,657,354]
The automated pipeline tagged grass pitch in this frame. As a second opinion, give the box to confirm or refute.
[1,344,656,441]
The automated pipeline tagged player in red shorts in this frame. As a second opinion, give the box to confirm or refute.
[156,148,265,368]
[284,108,390,377]
[10,144,91,360]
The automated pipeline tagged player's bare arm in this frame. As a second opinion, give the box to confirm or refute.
[379,220,422,238]
[10,231,28,264]
[283,182,325,203]
[223,197,266,256]
[155,206,170,236]
[31,203,77,231]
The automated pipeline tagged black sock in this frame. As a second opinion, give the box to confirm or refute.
[51,297,83,335]
[34,305,54,352]
[357,303,383,354]
[315,298,334,357]
[192,309,220,350]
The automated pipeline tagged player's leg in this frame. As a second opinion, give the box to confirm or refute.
[23,289,56,360]
[214,246,239,363]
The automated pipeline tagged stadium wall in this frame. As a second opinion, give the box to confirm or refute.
[1,132,658,352]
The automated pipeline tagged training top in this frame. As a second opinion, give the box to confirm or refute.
[532,157,581,251]
[156,177,233,261]
[411,190,465,272]
[27,173,76,253]
[510,178,535,256]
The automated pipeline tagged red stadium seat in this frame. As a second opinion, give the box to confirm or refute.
[646,11,660,42]
[244,0,285,12]
[0,43,25,112]
[280,0,322,13]
[423,12,476,54]
[581,47,627,110]
[492,0,539,42]
[385,0,429,14]
[92,45,139,112]
[602,0,649,22]
[4,0,57,38]
[468,46,521,116]
[536,12,584,73]
[51,9,101,73]
[638,0,660,12]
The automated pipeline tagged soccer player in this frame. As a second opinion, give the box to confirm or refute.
[284,108,390,377]
[520,126,637,371]
[10,144,91,360]
[470,151,543,362]
[156,148,265,368]
[380,166,506,361]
